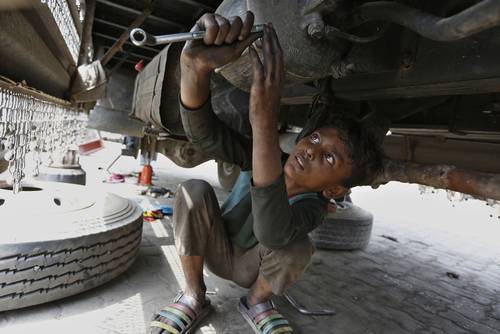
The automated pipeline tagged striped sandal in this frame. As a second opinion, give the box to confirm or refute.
[238,296,294,334]
[150,292,212,334]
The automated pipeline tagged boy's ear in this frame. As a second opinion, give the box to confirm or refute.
[322,186,349,200]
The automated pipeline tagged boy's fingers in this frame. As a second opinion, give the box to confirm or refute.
[189,22,201,33]
[270,26,284,82]
[239,11,255,40]
[249,45,264,82]
[195,14,206,30]
[214,15,230,45]
[199,14,219,44]
[184,22,202,49]
[226,16,243,44]
[270,25,283,58]
[233,33,261,56]
[263,25,275,81]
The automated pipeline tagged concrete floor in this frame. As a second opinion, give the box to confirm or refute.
[1,141,500,333]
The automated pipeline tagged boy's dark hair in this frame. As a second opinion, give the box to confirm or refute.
[298,110,385,188]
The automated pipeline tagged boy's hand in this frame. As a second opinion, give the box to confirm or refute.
[248,25,284,187]
[181,12,260,74]
[180,11,260,109]
[248,24,284,130]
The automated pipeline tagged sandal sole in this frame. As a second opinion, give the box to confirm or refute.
[237,301,262,334]
[184,303,212,334]
[237,299,293,334]
[151,300,213,334]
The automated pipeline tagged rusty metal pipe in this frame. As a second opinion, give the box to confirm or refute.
[353,0,500,41]
[78,0,95,65]
[373,160,500,201]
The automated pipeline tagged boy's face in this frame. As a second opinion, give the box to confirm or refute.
[284,127,353,198]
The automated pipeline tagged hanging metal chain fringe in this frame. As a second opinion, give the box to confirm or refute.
[0,87,87,194]
[41,0,81,64]
[75,0,86,23]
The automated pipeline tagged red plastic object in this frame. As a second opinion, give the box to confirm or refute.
[135,59,145,72]
[78,139,104,155]
[107,173,125,183]
[139,164,153,186]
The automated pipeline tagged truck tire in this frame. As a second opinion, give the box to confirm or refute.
[0,181,143,312]
[217,161,241,191]
[310,201,373,250]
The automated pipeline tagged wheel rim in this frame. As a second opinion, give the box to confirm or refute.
[0,181,141,244]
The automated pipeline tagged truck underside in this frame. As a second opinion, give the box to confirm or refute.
[0,0,499,200]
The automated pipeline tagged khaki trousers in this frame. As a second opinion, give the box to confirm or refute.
[173,179,314,295]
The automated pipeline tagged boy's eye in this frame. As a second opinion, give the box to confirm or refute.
[325,153,335,165]
[310,132,320,144]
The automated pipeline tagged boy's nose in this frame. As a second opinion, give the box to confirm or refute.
[305,146,315,160]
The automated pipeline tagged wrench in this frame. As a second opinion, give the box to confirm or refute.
[130,25,265,46]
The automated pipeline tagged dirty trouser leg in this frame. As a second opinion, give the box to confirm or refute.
[231,237,315,296]
[173,179,314,295]
[173,179,235,280]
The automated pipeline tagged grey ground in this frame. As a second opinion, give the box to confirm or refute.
[1,141,499,334]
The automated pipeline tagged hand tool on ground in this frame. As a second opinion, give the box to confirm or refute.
[283,292,336,316]
[130,24,265,46]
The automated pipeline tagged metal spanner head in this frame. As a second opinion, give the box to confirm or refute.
[130,25,265,46]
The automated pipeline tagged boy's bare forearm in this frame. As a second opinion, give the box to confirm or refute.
[248,25,284,187]
[180,60,212,110]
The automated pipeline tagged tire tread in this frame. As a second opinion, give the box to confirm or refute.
[0,218,142,311]
[311,205,373,250]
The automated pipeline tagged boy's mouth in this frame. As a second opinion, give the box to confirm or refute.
[295,154,305,170]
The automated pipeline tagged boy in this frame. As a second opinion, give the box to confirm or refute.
[151,11,383,334]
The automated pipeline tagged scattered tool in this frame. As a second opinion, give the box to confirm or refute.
[104,173,125,183]
[160,205,173,216]
[283,292,336,316]
[105,152,122,174]
[143,209,164,222]
[146,186,172,198]
[130,24,265,46]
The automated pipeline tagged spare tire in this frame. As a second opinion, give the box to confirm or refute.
[310,201,373,250]
[0,181,143,312]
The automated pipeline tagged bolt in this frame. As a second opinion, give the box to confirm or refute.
[308,23,324,39]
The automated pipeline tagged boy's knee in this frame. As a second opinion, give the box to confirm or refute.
[176,179,213,209]
[173,179,220,256]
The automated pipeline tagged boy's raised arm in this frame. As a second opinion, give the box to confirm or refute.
[179,12,260,169]
[248,25,284,187]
